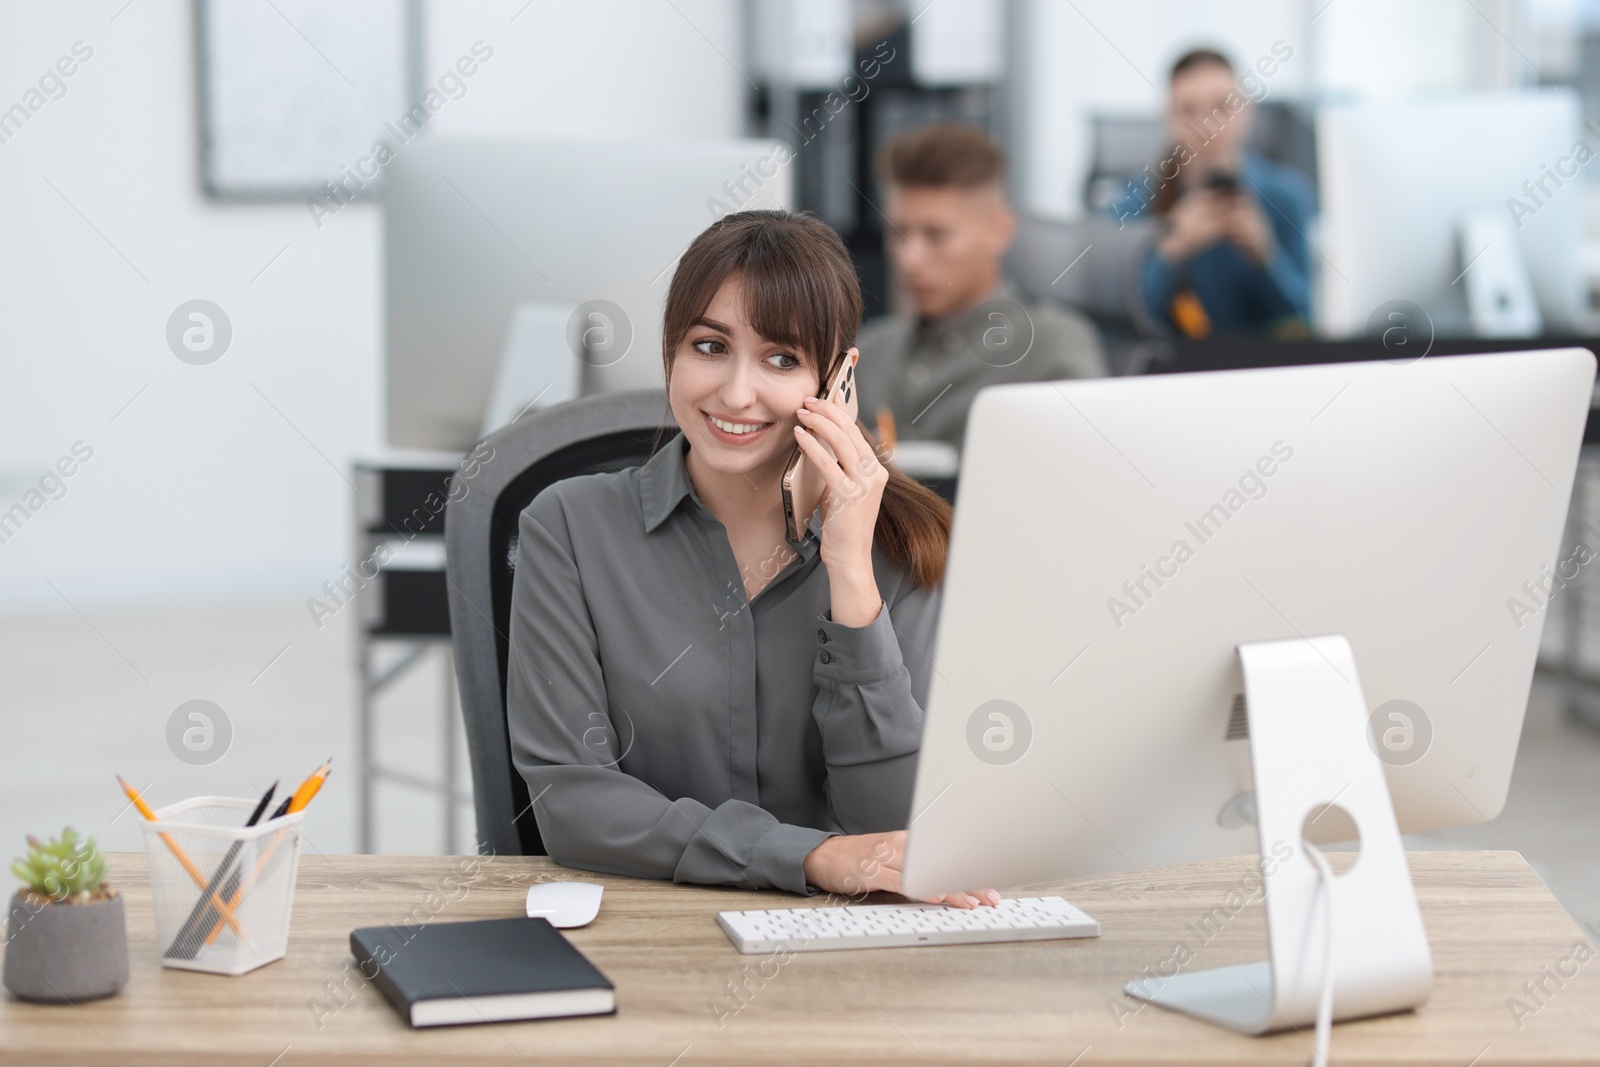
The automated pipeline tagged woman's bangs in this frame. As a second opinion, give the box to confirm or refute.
[738,251,840,377]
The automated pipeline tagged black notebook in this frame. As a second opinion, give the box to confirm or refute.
[350,917,616,1028]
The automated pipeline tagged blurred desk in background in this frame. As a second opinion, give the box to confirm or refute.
[1144,335,1600,441]
[351,456,465,855]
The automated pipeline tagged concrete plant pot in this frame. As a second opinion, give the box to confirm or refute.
[3,888,129,1002]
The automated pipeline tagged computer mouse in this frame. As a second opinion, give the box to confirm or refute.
[525,881,604,928]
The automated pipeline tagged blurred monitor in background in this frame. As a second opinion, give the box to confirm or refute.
[384,138,792,452]
[1109,47,1315,339]
[1316,89,1587,341]
[854,122,1106,454]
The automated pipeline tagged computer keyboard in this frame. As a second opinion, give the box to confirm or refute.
[716,896,1100,954]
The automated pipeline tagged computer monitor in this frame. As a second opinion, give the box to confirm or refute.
[384,138,793,451]
[1315,90,1586,339]
[478,301,582,438]
[901,347,1593,1031]
[904,346,1591,891]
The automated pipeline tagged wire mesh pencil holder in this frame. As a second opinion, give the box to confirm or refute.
[140,796,306,975]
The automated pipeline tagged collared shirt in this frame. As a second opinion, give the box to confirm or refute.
[504,430,942,895]
[854,277,1106,451]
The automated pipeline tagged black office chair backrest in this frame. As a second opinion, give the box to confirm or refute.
[445,390,673,857]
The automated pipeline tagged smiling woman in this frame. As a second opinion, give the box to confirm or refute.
[658,211,948,605]
[504,209,999,908]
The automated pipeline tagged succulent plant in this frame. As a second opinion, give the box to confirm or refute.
[11,828,107,902]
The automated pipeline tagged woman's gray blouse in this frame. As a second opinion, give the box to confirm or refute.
[504,431,941,895]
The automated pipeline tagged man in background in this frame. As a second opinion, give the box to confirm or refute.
[854,122,1106,453]
[1111,47,1313,337]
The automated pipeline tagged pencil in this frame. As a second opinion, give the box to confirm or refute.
[201,760,332,946]
[288,758,332,812]
[247,783,278,824]
[202,766,332,946]
[164,780,277,960]
[116,776,246,939]
[260,756,331,822]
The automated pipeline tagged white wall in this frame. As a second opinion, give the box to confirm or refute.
[0,0,743,615]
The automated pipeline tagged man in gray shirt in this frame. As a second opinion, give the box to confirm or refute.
[856,123,1106,451]
[504,430,940,895]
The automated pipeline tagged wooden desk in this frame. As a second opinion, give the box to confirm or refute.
[2,851,1596,1065]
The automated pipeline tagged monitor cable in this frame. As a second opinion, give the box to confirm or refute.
[1303,841,1335,1067]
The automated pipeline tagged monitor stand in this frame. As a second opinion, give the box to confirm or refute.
[1125,634,1434,1033]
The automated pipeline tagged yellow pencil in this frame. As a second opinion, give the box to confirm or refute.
[117,776,246,938]
[202,760,332,946]
[287,758,332,812]
[288,767,330,813]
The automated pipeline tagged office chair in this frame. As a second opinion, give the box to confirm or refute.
[1004,214,1168,374]
[445,389,675,857]
[1081,114,1168,214]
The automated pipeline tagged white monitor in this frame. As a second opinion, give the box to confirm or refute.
[480,301,582,438]
[384,138,793,451]
[903,347,1594,898]
[1316,90,1587,339]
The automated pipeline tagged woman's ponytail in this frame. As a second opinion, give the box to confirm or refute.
[862,422,952,589]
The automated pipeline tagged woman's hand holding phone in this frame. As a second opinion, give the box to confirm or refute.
[792,351,888,627]
[802,830,1001,908]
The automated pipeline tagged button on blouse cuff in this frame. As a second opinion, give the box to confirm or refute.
[815,602,901,685]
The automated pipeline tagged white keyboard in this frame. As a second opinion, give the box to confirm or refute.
[716,896,1100,954]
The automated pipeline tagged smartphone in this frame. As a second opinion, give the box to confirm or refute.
[781,348,860,543]
[1199,170,1239,197]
